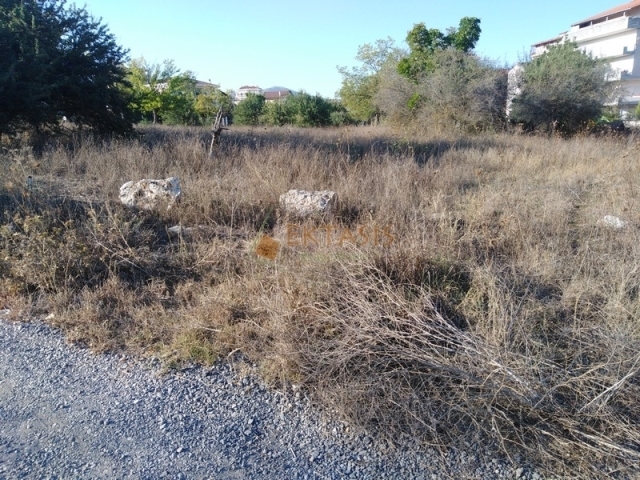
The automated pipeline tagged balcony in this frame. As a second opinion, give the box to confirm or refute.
[570,16,640,43]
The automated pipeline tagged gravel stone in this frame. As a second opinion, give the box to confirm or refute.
[0,318,529,479]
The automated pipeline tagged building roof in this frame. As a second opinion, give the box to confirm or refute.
[195,80,219,89]
[238,85,261,90]
[573,0,640,26]
[264,90,293,101]
[532,34,565,47]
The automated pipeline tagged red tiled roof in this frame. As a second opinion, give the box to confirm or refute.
[264,90,292,100]
[573,0,640,25]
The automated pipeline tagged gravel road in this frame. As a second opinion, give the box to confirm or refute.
[0,315,525,479]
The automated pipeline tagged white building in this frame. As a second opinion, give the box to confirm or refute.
[531,0,640,117]
[234,85,263,104]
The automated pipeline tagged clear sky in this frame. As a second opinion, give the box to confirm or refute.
[80,0,622,98]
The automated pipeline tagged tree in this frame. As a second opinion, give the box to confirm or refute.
[328,101,354,126]
[194,87,234,125]
[261,99,295,126]
[397,17,481,81]
[0,0,134,136]
[233,93,265,125]
[258,93,343,127]
[126,58,179,124]
[338,38,403,123]
[160,72,198,125]
[287,92,333,127]
[411,49,507,132]
[509,42,613,135]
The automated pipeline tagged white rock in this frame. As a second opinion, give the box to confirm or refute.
[599,215,627,229]
[119,177,181,211]
[167,225,191,236]
[279,189,337,218]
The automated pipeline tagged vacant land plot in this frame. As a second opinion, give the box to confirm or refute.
[1,126,639,478]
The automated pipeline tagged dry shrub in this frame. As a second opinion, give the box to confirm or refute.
[265,250,640,478]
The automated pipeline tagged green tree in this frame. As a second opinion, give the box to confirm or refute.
[338,38,403,123]
[261,99,295,126]
[126,58,179,124]
[0,0,134,136]
[233,93,265,125]
[328,101,354,126]
[194,87,234,125]
[160,72,198,125]
[509,42,613,135]
[397,17,481,81]
[287,92,333,127]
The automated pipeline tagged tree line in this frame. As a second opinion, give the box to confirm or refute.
[0,0,348,137]
[126,60,351,127]
[0,0,620,139]
[338,18,617,136]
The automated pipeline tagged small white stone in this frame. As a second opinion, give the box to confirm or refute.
[279,189,337,218]
[599,215,627,229]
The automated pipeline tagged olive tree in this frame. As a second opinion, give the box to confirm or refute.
[509,42,614,135]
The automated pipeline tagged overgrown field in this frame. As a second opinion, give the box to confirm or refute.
[1,126,640,478]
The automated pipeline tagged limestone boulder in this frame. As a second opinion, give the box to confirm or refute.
[279,189,337,218]
[119,177,181,211]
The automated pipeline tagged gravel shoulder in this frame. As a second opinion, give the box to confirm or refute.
[0,316,522,479]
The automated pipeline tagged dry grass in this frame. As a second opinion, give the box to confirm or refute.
[1,125,640,477]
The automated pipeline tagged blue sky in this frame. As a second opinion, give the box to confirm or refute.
[81,0,621,98]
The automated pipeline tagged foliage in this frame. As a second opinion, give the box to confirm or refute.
[328,102,355,126]
[194,87,234,125]
[509,42,613,135]
[126,58,185,124]
[337,38,404,123]
[286,92,333,127]
[414,49,507,132]
[261,99,295,126]
[376,49,506,132]
[235,92,341,127]
[160,73,199,125]
[397,17,481,81]
[233,93,266,126]
[126,58,178,124]
[338,19,498,132]
[0,0,134,136]
[126,58,234,126]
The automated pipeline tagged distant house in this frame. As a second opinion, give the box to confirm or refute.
[530,0,640,117]
[150,79,219,93]
[263,86,296,102]
[234,85,263,103]
[195,80,220,91]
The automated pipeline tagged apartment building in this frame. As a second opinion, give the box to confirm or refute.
[531,0,640,116]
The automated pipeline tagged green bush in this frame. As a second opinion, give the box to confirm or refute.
[509,42,613,135]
